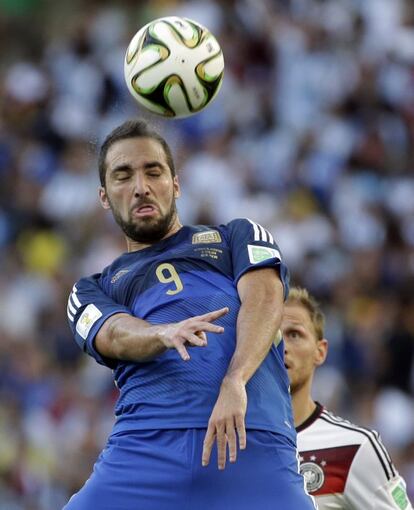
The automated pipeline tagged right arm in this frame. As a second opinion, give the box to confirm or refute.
[68,275,227,365]
[95,308,228,362]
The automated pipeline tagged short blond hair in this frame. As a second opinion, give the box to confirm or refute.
[285,287,325,341]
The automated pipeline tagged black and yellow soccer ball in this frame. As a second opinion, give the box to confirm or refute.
[124,16,224,118]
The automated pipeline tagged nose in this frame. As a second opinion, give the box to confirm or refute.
[133,173,150,197]
[283,344,290,367]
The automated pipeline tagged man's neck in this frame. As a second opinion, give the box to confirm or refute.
[291,386,317,429]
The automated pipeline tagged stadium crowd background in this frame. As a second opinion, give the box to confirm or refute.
[1,0,414,507]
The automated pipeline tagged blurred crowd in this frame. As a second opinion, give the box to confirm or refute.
[1,0,414,507]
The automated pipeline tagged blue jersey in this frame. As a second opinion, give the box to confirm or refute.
[67,218,294,441]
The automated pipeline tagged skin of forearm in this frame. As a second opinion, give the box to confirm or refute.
[96,313,167,362]
[226,271,284,385]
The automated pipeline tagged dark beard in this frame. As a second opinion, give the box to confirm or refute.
[111,199,177,244]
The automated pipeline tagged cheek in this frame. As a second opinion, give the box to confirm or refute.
[110,187,131,207]
[290,345,314,368]
[159,185,175,208]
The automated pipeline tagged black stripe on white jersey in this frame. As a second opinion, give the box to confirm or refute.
[321,410,396,477]
[320,411,396,480]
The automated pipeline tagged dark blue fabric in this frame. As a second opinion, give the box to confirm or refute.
[67,219,293,439]
[63,429,315,510]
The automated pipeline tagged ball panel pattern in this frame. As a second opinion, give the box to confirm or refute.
[124,17,224,118]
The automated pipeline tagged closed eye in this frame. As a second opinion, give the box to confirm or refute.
[144,161,166,176]
[110,165,132,182]
[147,170,162,177]
[115,172,131,181]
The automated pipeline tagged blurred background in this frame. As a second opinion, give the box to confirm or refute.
[1,0,414,507]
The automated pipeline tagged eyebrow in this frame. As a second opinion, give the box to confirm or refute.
[284,323,307,331]
[110,161,164,174]
[144,161,164,169]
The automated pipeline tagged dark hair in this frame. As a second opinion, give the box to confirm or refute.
[98,119,176,186]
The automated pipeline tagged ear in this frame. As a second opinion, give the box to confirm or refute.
[99,186,111,210]
[173,175,181,199]
[314,338,328,367]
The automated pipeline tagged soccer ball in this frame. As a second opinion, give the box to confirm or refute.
[124,16,224,118]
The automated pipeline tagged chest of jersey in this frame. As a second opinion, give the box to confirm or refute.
[103,230,236,316]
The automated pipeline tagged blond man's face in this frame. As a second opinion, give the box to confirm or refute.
[281,304,327,394]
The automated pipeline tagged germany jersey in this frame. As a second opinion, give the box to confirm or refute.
[67,218,295,442]
[297,403,412,509]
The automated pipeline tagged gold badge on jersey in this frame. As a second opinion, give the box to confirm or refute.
[192,231,222,244]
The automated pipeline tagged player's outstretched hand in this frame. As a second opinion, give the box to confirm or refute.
[158,307,229,361]
[202,375,247,470]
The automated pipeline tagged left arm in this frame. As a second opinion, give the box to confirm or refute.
[202,267,284,470]
[345,437,412,510]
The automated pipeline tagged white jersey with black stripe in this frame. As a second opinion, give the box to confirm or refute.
[296,403,412,510]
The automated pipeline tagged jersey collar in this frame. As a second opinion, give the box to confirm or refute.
[296,401,324,433]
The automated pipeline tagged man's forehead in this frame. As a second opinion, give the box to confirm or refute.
[107,137,166,165]
[284,303,307,317]
[283,305,311,327]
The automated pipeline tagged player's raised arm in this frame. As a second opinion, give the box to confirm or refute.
[202,268,284,470]
[202,218,287,470]
[68,275,228,366]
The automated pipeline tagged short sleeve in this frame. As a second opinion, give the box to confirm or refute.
[225,218,290,298]
[67,274,131,367]
[345,435,412,510]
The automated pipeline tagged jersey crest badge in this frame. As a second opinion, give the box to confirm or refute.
[192,231,222,244]
[247,244,281,264]
[300,462,325,493]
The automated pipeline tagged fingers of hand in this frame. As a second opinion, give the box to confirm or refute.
[186,333,207,347]
[202,427,215,467]
[195,331,207,343]
[179,319,223,338]
[197,307,229,322]
[175,342,190,361]
[216,423,227,470]
[235,415,247,450]
[193,321,224,334]
[202,419,244,470]
[226,422,237,464]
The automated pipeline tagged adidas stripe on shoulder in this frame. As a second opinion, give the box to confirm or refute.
[320,410,396,480]
[67,285,81,322]
[246,218,275,244]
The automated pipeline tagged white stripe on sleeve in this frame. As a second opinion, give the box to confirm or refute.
[257,223,267,242]
[67,306,74,322]
[67,299,77,315]
[247,218,260,241]
[266,230,274,244]
[247,218,275,244]
[71,285,81,308]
